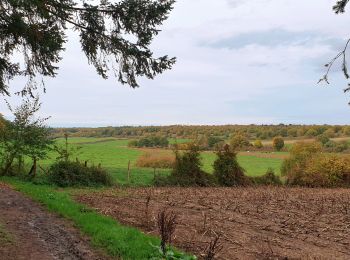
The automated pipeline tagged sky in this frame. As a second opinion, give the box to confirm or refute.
[2,0,350,126]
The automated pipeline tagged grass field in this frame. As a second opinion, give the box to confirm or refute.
[35,137,285,185]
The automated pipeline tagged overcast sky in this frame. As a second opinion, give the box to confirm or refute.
[2,0,350,126]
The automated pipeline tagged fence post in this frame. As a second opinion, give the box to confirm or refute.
[127,160,131,183]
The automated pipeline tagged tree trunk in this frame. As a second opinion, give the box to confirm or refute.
[2,154,15,176]
[17,156,23,174]
[28,158,37,177]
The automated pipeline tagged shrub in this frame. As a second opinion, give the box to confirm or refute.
[208,136,223,149]
[129,136,169,148]
[316,134,330,145]
[253,139,263,149]
[251,168,282,185]
[272,137,284,151]
[281,142,322,185]
[229,134,250,150]
[159,145,215,187]
[298,155,350,187]
[136,152,175,169]
[172,142,193,151]
[213,144,248,186]
[320,140,348,153]
[282,142,350,187]
[334,141,349,153]
[128,139,139,147]
[47,161,113,187]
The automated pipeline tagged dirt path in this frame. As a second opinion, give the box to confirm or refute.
[0,183,108,260]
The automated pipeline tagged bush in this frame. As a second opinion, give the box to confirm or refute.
[229,134,250,150]
[251,168,282,185]
[316,134,330,145]
[272,137,284,151]
[172,142,193,151]
[282,142,350,187]
[253,139,263,149]
[47,161,113,187]
[129,136,169,148]
[158,145,215,187]
[300,155,350,187]
[128,139,139,147]
[136,152,175,169]
[208,136,224,149]
[213,144,248,186]
[281,142,322,185]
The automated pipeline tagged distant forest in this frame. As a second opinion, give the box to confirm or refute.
[51,125,350,140]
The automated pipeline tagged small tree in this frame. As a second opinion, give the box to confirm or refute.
[53,133,81,162]
[272,137,284,151]
[213,144,247,186]
[281,142,322,184]
[170,144,214,186]
[0,97,52,176]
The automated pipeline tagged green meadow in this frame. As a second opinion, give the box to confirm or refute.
[34,137,284,186]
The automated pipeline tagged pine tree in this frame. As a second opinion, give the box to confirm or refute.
[0,0,176,96]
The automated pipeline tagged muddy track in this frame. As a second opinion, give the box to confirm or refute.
[0,183,108,260]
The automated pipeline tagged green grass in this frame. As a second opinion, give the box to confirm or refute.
[33,138,284,185]
[201,152,283,176]
[1,177,188,259]
[168,138,192,144]
[37,139,168,186]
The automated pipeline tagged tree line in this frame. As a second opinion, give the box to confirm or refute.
[50,124,350,140]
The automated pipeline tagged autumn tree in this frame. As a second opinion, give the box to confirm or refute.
[272,136,284,151]
[229,134,250,150]
[0,0,175,96]
[253,139,263,149]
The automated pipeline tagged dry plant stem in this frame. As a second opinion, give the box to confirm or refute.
[204,234,223,260]
[157,208,177,255]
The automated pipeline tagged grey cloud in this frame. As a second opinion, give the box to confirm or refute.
[225,0,271,8]
[204,29,344,50]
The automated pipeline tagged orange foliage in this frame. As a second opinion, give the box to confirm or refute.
[136,152,175,169]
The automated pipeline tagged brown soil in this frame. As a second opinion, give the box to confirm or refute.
[0,182,108,260]
[75,187,350,260]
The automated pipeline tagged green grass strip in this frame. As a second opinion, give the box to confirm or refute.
[0,177,169,259]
